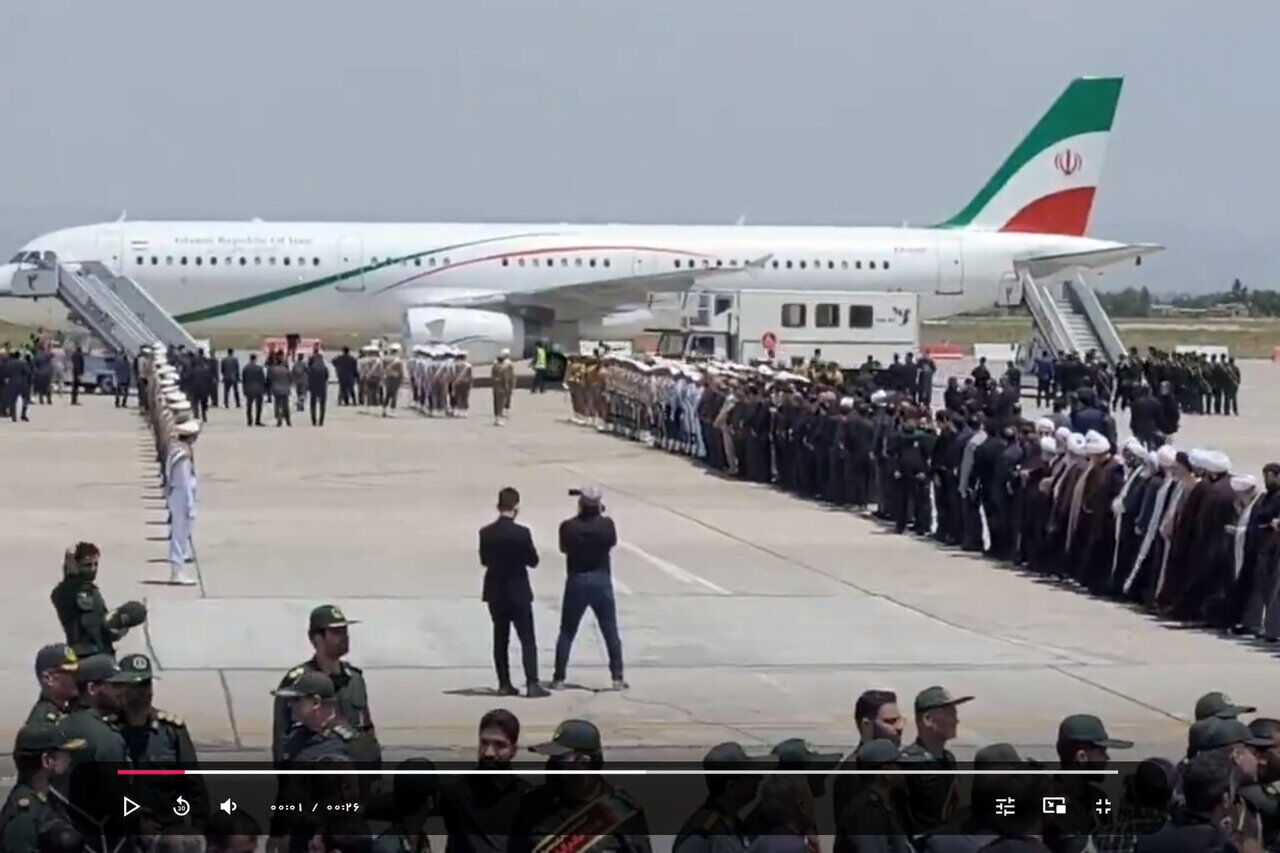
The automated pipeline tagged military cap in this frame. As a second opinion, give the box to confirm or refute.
[272,671,336,700]
[771,738,841,769]
[1194,718,1273,752]
[35,643,78,675]
[530,719,602,756]
[914,685,974,713]
[1195,691,1255,721]
[1057,714,1134,749]
[854,738,901,768]
[74,654,119,685]
[108,654,158,685]
[308,604,359,631]
[702,742,778,771]
[14,722,85,755]
[106,600,148,630]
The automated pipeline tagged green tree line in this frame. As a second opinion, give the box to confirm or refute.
[1097,280,1280,317]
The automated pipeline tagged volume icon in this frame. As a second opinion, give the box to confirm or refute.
[220,798,237,815]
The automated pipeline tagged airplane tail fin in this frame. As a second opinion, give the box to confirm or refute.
[941,76,1122,237]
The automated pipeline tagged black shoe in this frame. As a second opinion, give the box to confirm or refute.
[526,683,551,698]
[496,684,520,697]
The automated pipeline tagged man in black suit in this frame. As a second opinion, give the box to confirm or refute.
[479,487,550,698]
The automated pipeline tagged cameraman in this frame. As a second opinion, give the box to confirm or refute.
[552,486,627,690]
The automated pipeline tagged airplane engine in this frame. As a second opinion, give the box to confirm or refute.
[400,307,524,364]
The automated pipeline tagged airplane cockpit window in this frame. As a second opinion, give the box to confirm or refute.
[9,252,25,263]
[42,251,57,264]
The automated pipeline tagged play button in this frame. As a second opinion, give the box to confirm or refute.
[122,797,140,817]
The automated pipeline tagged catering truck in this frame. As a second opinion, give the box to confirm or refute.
[654,289,920,365]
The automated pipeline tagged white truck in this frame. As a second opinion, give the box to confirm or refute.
[654,289,920,366]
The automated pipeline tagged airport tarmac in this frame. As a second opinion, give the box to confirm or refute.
[2,361,1279,765]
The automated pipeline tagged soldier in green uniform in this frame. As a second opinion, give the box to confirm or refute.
[897,685,971,837]
[58,655,131,842]
[1044,713,1134,846]
[108,654,209,820]
[0,722,84,853]
[674,742,775,853]
[372,758,437,853]
[49,542,147,658]
[26,644,79,726]
[834,738,911,853]
[270,671,366,836]
[509,719,652,853]
[273,604,381,767]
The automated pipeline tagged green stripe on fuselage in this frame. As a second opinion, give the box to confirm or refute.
[173,232,542,324]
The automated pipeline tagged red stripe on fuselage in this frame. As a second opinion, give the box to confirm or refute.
[999,187,1096,237]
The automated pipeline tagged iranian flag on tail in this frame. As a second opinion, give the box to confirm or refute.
[941,77,1123,237]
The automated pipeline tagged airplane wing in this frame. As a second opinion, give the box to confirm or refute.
[1016,243,1164,278]
[404,254,773,320]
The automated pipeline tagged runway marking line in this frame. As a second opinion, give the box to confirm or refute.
[619,540,731,595]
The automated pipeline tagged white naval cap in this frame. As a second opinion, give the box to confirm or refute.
[169,399,192,412]
[498,348,510,358]
[174,420,201,437]
[1202,450,1231,474]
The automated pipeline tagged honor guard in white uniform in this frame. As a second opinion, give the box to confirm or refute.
[167,419,200,586]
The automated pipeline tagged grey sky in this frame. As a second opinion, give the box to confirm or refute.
[1,1,1275,293]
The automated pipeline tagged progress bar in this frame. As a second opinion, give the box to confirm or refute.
[118,769,1120,776]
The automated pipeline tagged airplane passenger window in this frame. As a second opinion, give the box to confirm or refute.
[443,257,450,265]
[196,256,203,266]
[502,259,509,267]
[841,260,848,269]
[370,257,378,264]
[151,257,158,265]
[240,257,247,266]
[269,257,276,265]
[715,260,722,267]
[575,258,582,267]
[772,260,779,269]
[673,260,680,268]
[828,261,835,270]
[180,257,188,265]
[849,305,873,328]
[283,257,291,266]
[604,259,611,268]
[313,258,320,266]
[855,261,862,269]
[799,261,806,269]
[868,261,876,269]
[254,257,261,265]
[589,259,597,267]
[780,303,806,328]
[561,258,568,266]
[166,257,173,265]
[883,261,890,270]
[518,258,525,266]
[414,258,421,266]
[300,258,306,266]
[210,257,218,266]
[225,257,232,265]
[815,304,840,328]
[785,260,793,269]
[136,257,143,265]
[730,260,738,267]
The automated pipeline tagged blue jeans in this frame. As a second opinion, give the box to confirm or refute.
[553,571,624,681]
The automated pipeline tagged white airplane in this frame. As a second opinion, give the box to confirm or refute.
[1,76,1159,361]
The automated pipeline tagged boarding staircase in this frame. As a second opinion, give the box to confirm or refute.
[1019,267,1127,368]
[7,258,198,357]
